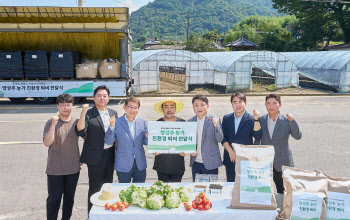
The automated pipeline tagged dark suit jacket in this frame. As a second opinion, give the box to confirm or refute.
[221,111,262,166]
[258,113,302,172]
[76,105,118,166]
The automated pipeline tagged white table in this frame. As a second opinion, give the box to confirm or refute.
[89,182,278,220]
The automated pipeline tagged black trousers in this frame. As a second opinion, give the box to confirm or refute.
[87,147,115,214]
[225,162,236,182]
[157,171,184,183]
[273,167,284,194]
[46,172,80,220]
[191,161,218,182]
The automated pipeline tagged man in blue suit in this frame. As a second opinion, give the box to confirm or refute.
[104,97,148,183]
[222,92,262,182]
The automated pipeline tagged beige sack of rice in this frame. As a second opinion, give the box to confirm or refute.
[281,166,328,220]
[76,62,99,78]
[316,170,350,220]
[230,144,277,210]
[99,59,120,78]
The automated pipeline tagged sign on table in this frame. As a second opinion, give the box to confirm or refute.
[148,121,197,153]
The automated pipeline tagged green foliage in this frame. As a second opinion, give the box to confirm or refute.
[130,0,280,41]
[272,0,350,45]
[185,33,218,52]
[224,15,303,51]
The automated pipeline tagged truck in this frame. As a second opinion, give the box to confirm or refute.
[0,6,132,104]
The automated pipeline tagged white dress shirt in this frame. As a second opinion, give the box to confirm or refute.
[267,114,278,139]
[98,109,113,149]
[195,116,205,163]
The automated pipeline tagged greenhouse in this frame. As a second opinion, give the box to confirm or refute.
[131,50,215,94]
[198,51,299,92]
[281,51,350,92]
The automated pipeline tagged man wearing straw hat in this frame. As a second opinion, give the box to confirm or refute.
[153,97,186,182]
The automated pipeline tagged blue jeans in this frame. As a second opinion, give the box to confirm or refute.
[116,160,146,183]
[191,161,218,182]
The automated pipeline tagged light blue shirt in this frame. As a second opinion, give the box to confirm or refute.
[234,113,243,134]
[109,115,136,140]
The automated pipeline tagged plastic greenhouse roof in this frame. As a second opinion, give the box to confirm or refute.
[132,50,167,68]
[281,51,350,71]
[198,51,256,72]
[132,50,212,69]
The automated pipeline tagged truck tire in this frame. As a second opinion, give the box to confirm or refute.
[33,97,55,105]
[9,97,27,104]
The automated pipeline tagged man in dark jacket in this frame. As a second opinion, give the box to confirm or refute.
[221,92,262,182]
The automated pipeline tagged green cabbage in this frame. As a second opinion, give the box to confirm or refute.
[131,187,148,209]
[165,191,181,209]
[177,187,192,202]
[146,194,165,210]
[119,185,136,204]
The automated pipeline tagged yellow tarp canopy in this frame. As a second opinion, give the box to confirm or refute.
[0,17,118,23]
[0,32,122,59]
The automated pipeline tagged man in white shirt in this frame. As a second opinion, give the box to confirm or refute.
[188,94,224,182]
[76,85,118,215]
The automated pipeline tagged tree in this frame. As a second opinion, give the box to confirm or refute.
[272,0,350,44]
[185,33,217,52]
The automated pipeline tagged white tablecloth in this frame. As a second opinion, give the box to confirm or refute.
[89,182,278,220]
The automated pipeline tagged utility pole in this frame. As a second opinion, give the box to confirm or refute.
[186,10,189,48]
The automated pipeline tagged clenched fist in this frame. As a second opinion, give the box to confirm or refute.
[81,104,89,114]
[52,116,59,126]
[110,115,116,127]
[286,113,294,121]
[212,117,219,127]
[253,109,260,120]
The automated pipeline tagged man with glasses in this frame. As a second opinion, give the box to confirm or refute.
[221,92,262,182]
[105,97,148,183]
[76,85,118,215]
[258,93,302,194]
[43,94,81,220]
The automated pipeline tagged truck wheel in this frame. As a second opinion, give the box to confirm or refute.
[33,97,55,105]
[9,98,27,104]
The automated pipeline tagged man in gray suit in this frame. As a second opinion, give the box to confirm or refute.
[188,94,223,182]
[258,93,302,194]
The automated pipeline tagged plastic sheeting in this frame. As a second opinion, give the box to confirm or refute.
[281,51,350,92]
[132,50,214,93]
[199,51,299,92]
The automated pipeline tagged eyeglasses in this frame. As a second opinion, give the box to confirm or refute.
[58,104,72,108]
[127,106,139,110]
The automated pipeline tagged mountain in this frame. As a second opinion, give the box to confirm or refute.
[130,0,281,41]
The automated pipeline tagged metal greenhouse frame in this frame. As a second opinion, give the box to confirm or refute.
[281,51,350,92]
[198,51,299,93]
[131,50,215,94]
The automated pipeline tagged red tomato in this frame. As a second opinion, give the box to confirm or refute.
[209,202,212,208]
[111,203,118,211]
[198,192,205,199]
[204,204,211,210]
[202,197,210,205]
[116,201,123,208]
[118,204,126,211]
[185,203,192,210]
[192,201,198,209]
[105,203,112,210]
[123,201,129,208]
[196,197,202,205]
[197,204,204,211]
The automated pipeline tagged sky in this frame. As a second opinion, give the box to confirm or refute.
[0,0,154,13]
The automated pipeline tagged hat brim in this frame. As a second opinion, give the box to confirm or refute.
[154,99,183,115]
[90,191,119,207]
